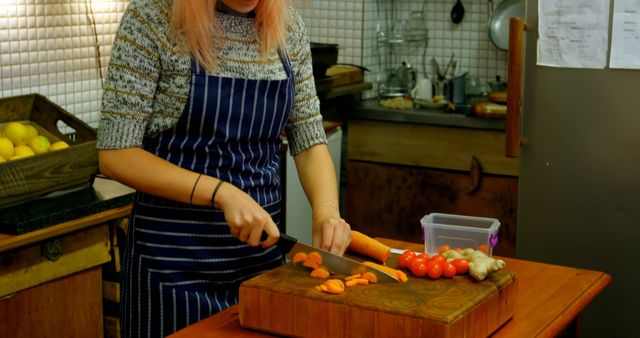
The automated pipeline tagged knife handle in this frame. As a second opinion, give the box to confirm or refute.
[276,233,298,255]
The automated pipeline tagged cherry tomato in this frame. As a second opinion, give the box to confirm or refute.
[438,245,451,254]
[417,253,430,261]
[442,262,457,278]
[426,260,443,279]
[429,254,446,265]
[478,244,488,253]
[410,260,428,277]
[451,258,469,275]
[398,251,417,269]
[454,247,462,252]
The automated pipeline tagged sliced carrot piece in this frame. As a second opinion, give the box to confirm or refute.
[324,279,345,294]
[362,272,378,283]
[345,273,362,281]
[316,279,346,294]
[327,279,344,289]
[307,251,323,265]
[302,259,320,269]
[292,252,307,264]
[348,231,391,263]
[354,278,369,285]
[324,288,344,295]
[310,267,330,279]
[345,280,358,287]
[362,261,409,282]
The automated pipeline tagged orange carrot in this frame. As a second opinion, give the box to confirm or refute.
[310,267,330,279]
[318,279,345,294]
[292,252,307,264]
[362,271,378,283]
[354,278,369,285]
[302,259,320,269]
[348,231,391,263]
[362,261,409,282]
[329,279,345,289]
[345,280,358,287]
[307,252,323,265]
[345,273,362,281]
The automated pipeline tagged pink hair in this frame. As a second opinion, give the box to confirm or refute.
[171,0,288,71]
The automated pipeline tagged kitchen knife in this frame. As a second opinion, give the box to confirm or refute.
[276,233,399,283]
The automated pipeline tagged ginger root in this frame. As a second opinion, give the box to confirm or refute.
[442,248,505,281]
[441,249,465,261]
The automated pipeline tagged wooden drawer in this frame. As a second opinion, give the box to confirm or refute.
[347,120,519,177]
[0,224,111,297]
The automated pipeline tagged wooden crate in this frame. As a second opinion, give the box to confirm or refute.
[0,94,98,209]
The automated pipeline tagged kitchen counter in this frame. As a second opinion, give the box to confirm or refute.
[0,178,134,338]
[0,177,133,252]
[168,238,611,338]
[351,98,505,130]
[0,177,135,235]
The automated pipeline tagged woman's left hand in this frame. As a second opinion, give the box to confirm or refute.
[312,216,352,256]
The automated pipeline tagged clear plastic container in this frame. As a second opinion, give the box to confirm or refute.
[421,213,500,256]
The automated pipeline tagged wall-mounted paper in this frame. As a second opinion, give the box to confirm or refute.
[537,0,610,69]
[609,0,640,69]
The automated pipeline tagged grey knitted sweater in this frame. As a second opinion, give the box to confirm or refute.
[97,0,326,156]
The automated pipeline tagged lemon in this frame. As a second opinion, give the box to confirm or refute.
[12,145,35,159]
[3,122,29,146]
[49,141,70,151]
[27,135,51,154]
[0,137,14,159]
[25,124,39,139]
[0,155,5,163]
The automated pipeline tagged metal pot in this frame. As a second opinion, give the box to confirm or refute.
[310,42,339,79]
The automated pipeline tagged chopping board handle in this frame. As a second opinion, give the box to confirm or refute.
[506,16,525,158]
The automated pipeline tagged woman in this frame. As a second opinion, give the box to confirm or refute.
[97,0,351,336]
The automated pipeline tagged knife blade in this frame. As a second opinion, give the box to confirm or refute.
[276,233,399,283]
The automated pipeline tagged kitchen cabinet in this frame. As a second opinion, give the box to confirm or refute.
[0,205,132,338]
[345,119,519,257]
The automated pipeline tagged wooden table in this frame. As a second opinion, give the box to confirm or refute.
[169,238,611,338]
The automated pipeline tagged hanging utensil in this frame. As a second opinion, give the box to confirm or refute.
[451,0,465,24]
[489,0,524,50]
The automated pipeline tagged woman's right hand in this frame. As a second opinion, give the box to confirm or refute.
[214,182,281,249]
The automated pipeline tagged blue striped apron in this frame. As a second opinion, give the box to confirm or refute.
[120,53,294,338]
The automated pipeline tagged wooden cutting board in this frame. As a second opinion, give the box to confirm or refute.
[239,257,517,338]
[326,65,364,87]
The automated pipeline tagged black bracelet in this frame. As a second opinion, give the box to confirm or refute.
[189,173,203,205]
[210,180,225,206]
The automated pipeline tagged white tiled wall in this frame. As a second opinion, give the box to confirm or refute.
[1,0,508,126]
[0,0,129,129]
[306,0,509,100]
[299,0,364,66]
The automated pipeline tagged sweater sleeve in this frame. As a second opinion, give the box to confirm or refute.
[283,11,328,156]
[97,2,161,150]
